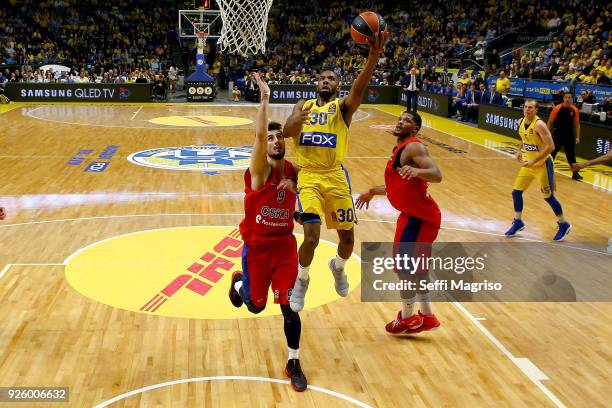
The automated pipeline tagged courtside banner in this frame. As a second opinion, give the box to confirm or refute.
[478,104,612,160]
[5,83,151,102]
[269,85,397,104]
[477,103,523,137]
[398,89,451,117]
[574,83,612,101]
[578,122,612,162]
[360,242,612,302]
[523,80,568,100]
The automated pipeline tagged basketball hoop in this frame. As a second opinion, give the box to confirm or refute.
[195,28,209,53]
[215,0,274,56]
[193,21,210,54]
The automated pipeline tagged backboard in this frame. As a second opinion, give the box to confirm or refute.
[179,10,222,40]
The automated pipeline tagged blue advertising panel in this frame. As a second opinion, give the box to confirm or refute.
[523,80,567,100]
[574,83,612,102]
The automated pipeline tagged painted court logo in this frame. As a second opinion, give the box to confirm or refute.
[63,226,361,319]
[128,144,252,173]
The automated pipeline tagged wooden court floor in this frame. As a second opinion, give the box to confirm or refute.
[0,103,610,407]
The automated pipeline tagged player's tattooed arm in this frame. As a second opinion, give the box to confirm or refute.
[356,185,386,210]
[397,143,442,182]
[283,100,311,139]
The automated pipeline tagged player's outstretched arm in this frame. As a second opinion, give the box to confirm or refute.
[572,151,612,170]
[283,100,311,139]
[356,185,386,210]
[249,73,271,187]
[341,32,388,125]
[397,143,442,182]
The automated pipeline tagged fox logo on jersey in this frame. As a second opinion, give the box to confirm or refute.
[524,144,538,151]
[300,132,337,148]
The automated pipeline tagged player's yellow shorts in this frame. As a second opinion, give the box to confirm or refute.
[512,157,556,198]
[297,166,356,230]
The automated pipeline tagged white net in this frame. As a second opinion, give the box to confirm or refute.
[194,23,209,53]
[216,0,274,56]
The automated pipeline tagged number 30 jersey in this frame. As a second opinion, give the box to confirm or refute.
[293,98,349,170]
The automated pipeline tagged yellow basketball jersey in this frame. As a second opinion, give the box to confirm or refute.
[293,98,349,170]
[518,116,549,165]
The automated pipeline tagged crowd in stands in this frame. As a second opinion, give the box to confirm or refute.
[492,2,612,86]
[1,0,178,65]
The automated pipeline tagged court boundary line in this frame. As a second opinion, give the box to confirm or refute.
[1,213,607,256]
[130,105,143,120]
[91,375,373,408]
[451,302,565,408]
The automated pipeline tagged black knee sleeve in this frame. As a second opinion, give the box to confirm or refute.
[281,304,301,350]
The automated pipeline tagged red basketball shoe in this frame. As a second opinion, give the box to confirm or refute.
[403,311,440,334]
[385,311,424,334]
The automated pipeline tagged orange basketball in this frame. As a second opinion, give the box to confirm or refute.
[351,11,387,44]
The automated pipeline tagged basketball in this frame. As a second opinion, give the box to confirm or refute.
[351,11,387,44]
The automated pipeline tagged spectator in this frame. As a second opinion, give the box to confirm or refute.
[488,49,501,72]
[583,90,596,104]
[458,72,471,87]
[472,73,485,90]
[428,79,442,94]
[232,85,241,101]
[244,71,260,102]
[168,66,177,93]
[596,70,611,85]
[401,67,422,113]
[482,83,503,105]
[496,71,511,96]
[461,83,481,122]
[451,82,467,117]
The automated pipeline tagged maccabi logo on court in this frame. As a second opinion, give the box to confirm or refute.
[128,144,252,173]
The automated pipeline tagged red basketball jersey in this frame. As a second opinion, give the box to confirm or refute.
[384,137,441,223]
[239,161,297,244]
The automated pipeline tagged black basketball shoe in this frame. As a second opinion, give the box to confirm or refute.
[228,271,243,308]
[285,359,307,392]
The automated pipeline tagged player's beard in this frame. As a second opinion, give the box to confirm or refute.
[270,150,285,160]
[319,88,335,102]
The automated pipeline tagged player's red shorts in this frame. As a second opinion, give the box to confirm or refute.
[394,212,441,243]
[241,234,298,308]
[393,213,441,275]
